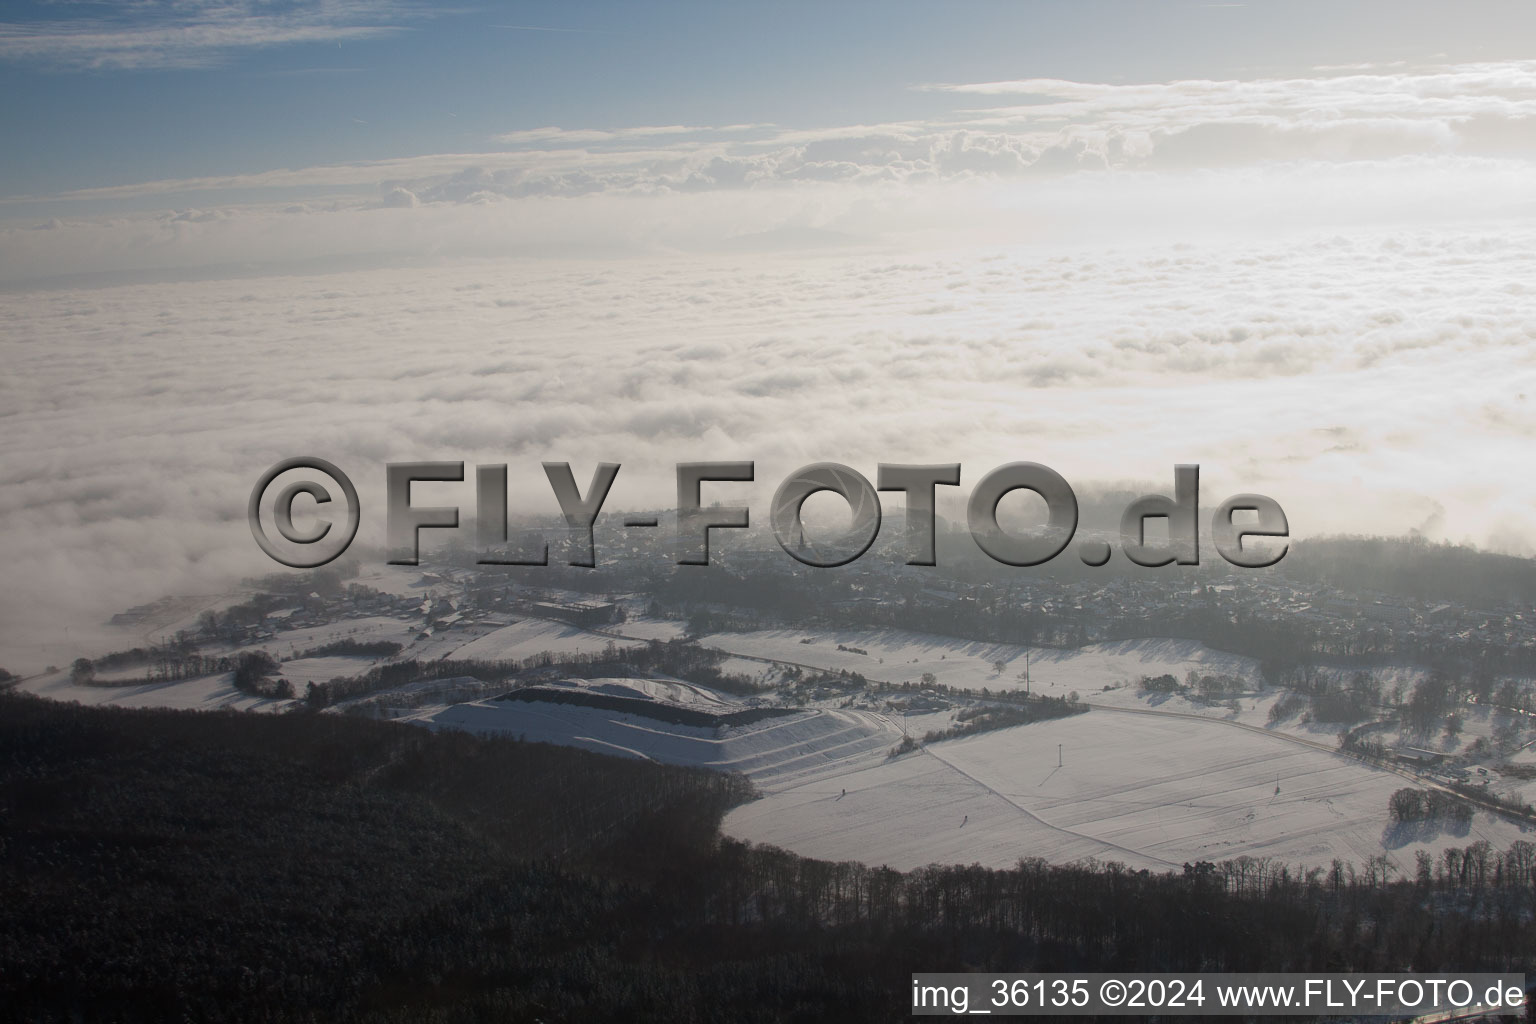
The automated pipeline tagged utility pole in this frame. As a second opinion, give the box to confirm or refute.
[1058,743,1063,768]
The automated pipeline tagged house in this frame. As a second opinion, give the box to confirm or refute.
[1393,746,1448,768]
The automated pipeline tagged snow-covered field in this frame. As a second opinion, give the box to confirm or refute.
[277,656,381,688]
[444,618,641,661]
[676,626,1260,696]
[254,616,418,658]
[16,606,1532,875]
[416,670,1532,872]
[725,709,1532,872]
[614,622,1533,789]
[605,617,688,642]
[17,669,295,713]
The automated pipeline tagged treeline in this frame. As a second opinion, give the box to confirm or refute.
[2,693,1534,1023]
[80,616,404,692]
[1269,665,1532,760]
[1446,780,1536,822]
[75,635,218,686]
[1267,666,1383,727]
[294,638,403,659]
[867,676,1085,709]
[70,646,297,700]
[1389,787,1473,826]
[231,650,293,699]
[921,696,1086,745]
[1140,670,1247,701]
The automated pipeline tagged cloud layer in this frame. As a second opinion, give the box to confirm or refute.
[13,59,1536,207]
[4,224,1536,671]
[4,59,1536,673]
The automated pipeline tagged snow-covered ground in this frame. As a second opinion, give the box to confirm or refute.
[414,670,1532,872]
[16,669,297,713]
[277,656,382,688]
[16,605,1532,875]
[443,618,641,661]
[253,616,418,658]
[605,617,688,642]
[1085,676,1535,782]
[417,689,900,792]
[611,621,1531,782]
[671,626,1261,696]
[724,709,1533,872]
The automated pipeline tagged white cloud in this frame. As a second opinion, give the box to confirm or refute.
[5,154,1535,286]
[492,125,739,146]
[0,1,423,72]
[378,186,419,209]
[5,224,1536,673]
[14,60,1536,207]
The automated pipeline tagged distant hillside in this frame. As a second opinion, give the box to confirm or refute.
[1282,536,1536,605]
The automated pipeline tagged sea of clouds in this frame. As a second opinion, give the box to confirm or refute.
[3,60,1535,672]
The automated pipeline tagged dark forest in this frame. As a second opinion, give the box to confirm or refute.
[1,693,1532,1022]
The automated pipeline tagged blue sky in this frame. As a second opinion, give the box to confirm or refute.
[3,0,1534,200]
